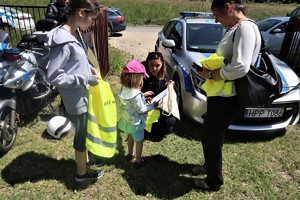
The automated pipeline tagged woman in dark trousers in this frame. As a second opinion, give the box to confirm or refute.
[193,0,261,191]
[141,52,176,141]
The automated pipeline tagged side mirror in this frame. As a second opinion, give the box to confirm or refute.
[162,39,176,48]
[272,28,284,34]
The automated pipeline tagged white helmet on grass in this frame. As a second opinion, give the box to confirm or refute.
[47,116,71,139]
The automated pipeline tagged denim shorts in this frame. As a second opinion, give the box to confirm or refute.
[118,120,145,142]
[69,113,87,152]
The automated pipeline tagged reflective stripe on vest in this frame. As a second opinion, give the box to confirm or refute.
[87,113,117,149]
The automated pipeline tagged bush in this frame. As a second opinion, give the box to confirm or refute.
[108,45,131,76]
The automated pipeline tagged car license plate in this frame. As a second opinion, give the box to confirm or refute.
[245,108,284,118]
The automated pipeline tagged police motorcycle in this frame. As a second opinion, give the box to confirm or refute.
[0,19,57,154]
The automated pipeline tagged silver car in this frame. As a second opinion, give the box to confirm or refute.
[155,12,300,131]
[257,17,290,57]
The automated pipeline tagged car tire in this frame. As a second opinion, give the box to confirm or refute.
[173,75,183,113]
[0,107,18,155]
[155,40,159,52]
[108,26,112,37]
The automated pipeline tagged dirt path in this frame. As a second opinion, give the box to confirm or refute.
[108,25,163,61]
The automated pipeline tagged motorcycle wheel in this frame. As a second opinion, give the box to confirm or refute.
[0,107,18,154]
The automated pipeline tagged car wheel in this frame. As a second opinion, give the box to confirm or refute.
[173,75,183,113]
[155,40,159,52]
[108,26,112,37]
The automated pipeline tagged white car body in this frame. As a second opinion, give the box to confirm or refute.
[155,12,300,131]
[0,6,35,30]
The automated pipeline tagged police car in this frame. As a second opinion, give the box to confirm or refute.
[155,11,300,131]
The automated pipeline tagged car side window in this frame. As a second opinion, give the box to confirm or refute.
[163,21,176,38]
[170,22,183,48]
[107,11,113,16]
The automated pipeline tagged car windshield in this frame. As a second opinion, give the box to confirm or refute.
[186,23,224,52]
[108,8,123,16]
[115,10,123,16]
[257,19,281,31]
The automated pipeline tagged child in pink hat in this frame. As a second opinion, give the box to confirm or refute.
[118,60,158,169]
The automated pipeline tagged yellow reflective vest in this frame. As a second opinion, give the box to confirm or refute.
[200,53,233,96]
[86,81,117,158]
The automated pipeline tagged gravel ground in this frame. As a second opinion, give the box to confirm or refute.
[108,25,163,61]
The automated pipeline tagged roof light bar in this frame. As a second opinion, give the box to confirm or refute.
[180,11,214,19]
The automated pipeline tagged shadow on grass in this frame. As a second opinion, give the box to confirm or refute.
[174,115,202,141]
[17,92,59,126]
[96,154,196,198]
[120,154,196,198]
[94,155,197,198]
[101,154,196,198]
[90,130,197,199]
[1,151,98,190]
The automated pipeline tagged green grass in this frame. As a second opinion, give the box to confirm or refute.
[0,0,49,6]
[1,0,300,199]
[1,0,298,23]
[102,0,297,23]
[107,44,132,76]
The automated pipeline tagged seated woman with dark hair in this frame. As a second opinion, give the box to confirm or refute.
[141,52,177,141]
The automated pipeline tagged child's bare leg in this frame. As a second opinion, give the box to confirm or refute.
[135,140,143,162]
[86,150,89,163]
[127,135,134,155]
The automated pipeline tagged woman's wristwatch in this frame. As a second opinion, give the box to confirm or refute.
[208,71,214,80]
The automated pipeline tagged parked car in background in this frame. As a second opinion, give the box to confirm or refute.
[257,17,290,57]
[286,6,300,17]
[155,12,300,132]
[107,7,126,36]
[0,6,35,30]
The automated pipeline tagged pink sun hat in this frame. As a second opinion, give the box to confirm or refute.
[122,60,149,78]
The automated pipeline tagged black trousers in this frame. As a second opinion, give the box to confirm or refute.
[153,112,176,133]
[201,96,244,189]
[145,109,176,141]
